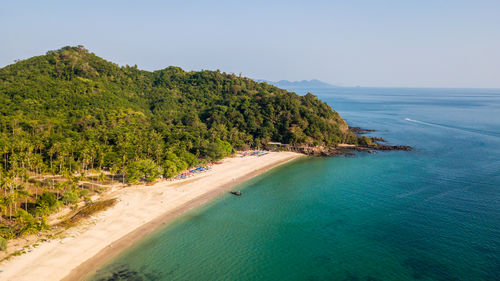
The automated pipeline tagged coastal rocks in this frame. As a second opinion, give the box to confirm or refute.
[281,141,412,157]
[288,146,346,156]
[370,136,387,143]
[350,126,412,152]
[349,126,376,134]
[357,144,413,151]
[374,144,412,151]
[265,125,412,157]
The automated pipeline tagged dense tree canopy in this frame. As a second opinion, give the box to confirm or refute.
[0,45,356,177]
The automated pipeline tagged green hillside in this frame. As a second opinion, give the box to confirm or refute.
[0,45,356,177]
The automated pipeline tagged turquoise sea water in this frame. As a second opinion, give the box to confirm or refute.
[90,88,500,281]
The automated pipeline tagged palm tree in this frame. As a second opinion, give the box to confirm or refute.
[120,155,127,184]
[55,181,66,200]
[12,185,24,215]
[31,154,44,179]
[48,142,62,172]
[17,187,30,212]
[5,193,15,219]
[0,137,9,169]
[110,164,119,184]
[0,196,7,218]
[98,172,106,186]
[0,172,9,197]
[33,180,41,200]
[96,144,106,171]
[1,172,15,218]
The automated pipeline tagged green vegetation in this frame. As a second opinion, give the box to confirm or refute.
[0,236,7,250]
[59,199,117,228]
[0,45,357,247]
[359,136,373,146]
[126,159,163,183]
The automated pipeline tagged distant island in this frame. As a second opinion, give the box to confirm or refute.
[256,79,339,90]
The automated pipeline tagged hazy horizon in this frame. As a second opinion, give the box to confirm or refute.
[2,0,499,88]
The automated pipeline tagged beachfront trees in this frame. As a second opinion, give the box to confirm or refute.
[126,159,163,183]
[36,192,58,214]
[162,160,177,179]
[201,139,233,160]
[16,209,42,235]
[177,150,198,168]
[62,190,79,205]
[165,153,188,173]
[0,236,6,250]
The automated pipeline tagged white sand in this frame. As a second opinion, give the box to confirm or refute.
[0,151,302,281]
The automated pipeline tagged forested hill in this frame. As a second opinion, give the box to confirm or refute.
[0,45,357,176]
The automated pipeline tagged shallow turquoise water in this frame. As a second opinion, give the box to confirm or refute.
[90,88,500,281]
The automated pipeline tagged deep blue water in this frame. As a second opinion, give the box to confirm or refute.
[90,88,500,281]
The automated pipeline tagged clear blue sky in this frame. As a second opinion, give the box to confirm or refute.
[1,0,499,88]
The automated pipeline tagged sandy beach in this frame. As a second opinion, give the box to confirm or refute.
[0,151,302,281]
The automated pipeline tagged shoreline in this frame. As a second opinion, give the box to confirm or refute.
[0,151,303,281]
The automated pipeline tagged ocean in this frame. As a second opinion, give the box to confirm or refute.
[89,88,500,281]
